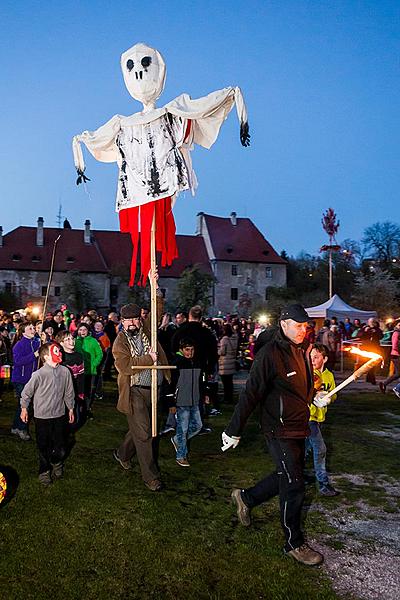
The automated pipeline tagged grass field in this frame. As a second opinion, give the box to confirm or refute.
[1,379,399,600]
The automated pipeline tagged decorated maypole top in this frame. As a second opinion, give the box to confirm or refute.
[72,42,250,285]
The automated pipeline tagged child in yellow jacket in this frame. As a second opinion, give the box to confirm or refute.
[306,343,339,497]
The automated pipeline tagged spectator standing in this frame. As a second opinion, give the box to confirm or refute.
[74,323,103,417]
[52,310,66,336]
[20,343,75,485]
[56,331,86,428]
[218,324,238,404]
[103,312,120,380]
[380,320,400,393]
[10,323,40,441]
[359,318,383,385]
[316,319,336,371]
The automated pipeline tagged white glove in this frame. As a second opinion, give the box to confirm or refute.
[313,391,331,408]
[221,431,241,452]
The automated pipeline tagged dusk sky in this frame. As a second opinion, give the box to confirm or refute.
[1,1,399,257]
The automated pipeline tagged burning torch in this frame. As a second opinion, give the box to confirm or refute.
[314,347,383,407]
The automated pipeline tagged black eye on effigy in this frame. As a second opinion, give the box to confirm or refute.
[141,56,152,69]
[127,59,134,71]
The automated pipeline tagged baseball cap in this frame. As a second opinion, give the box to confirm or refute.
[279,304,309,323]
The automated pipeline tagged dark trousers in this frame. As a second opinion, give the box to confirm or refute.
[384,356,400,386]
[12,382,28,431]
[220,374,234,404]
[118,387,160,483]
[35,416,67,474]
[242,437,306,552]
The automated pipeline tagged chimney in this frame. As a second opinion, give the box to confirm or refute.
[84,219,91,244]
[36,217,44,247]
[230,212,237,226]
[196,212,204,236]
[0,226,3,247]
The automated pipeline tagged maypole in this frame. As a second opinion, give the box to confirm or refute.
[320,208,340,298]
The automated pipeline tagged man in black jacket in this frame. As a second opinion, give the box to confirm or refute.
[222,304,323,566]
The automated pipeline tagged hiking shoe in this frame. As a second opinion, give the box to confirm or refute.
[319,484,340,497]
[144,479,163,492]
[113,449,132,470]
[38,471,52,487]
[209,409,222,416]
[52,462,64,480]
[286,543,324,566]
[176,457,190,467]
[160,425,175,436]
[231,488,251,527]
[171,437,178,453]
[393,387,400,399]
[198,426,212,436]
[11,428,31,441]
[379,382,386,394]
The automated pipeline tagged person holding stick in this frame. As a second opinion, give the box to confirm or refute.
[222,304,324,566]
[112,279,169,492]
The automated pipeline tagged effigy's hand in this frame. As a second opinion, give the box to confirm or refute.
[221,431,241,452]
[76,168,90,185]
[240,122,250,147]
[313,391,330,408]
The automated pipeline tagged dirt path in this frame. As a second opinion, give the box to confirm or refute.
[311,473,400,600]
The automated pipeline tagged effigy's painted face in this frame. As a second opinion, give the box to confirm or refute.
[121,43,166,107]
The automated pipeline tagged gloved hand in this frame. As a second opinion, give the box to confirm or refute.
[313,391,331,408]
[221,431,241,452]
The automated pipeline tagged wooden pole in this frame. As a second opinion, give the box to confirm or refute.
[150,212,158,437]
[42,234,61,321]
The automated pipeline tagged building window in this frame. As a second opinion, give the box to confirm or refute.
[265,267,272,278]
[12,254,21,261]
[54,286,61,297]
[265,288,269,301]
[66,256,75,263]
[231,264,238,276]
[5,282,12,294]
[41,286,47,296]
[31,255,41,262]
[231,288,238,301]
[110,284,118,302]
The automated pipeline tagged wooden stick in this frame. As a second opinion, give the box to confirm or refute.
[322,357,382,401]
[42,234,61,321]
[150,212,158,437]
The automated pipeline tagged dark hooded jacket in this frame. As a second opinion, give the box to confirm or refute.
[225,326,314,439]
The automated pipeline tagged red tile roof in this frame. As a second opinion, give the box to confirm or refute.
[158,235,213,277]
[0,226,212,277]
[203,214,286,264]
[0,227,109,273]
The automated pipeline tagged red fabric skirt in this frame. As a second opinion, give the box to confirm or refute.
[119,197,178,286]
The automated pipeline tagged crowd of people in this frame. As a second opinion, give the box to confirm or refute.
[1,299,399,566]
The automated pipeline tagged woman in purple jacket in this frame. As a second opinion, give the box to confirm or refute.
[11,322,40,441]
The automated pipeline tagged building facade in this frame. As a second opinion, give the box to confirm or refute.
[0,213,286,315]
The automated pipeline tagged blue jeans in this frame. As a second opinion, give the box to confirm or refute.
[305,421,329,487]
[172,406,202,460]
[12,382,28,432]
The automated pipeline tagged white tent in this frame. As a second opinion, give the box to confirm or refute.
[305,294,377,321]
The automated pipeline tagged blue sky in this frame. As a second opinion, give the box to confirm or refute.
[0,0,399,257]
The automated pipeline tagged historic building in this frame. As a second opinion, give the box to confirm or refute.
[0,212,286,315]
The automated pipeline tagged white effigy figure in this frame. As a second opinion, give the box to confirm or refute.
[73,43,250,285]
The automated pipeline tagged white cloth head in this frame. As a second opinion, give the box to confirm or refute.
[120,43,166,108]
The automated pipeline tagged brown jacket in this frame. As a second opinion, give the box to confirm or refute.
[113,296,170,415]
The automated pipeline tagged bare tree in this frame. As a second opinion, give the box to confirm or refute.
[351,269,399,316]
[362,221,400,266]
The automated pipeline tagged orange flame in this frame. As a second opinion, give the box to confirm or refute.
[344,347,383,361]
